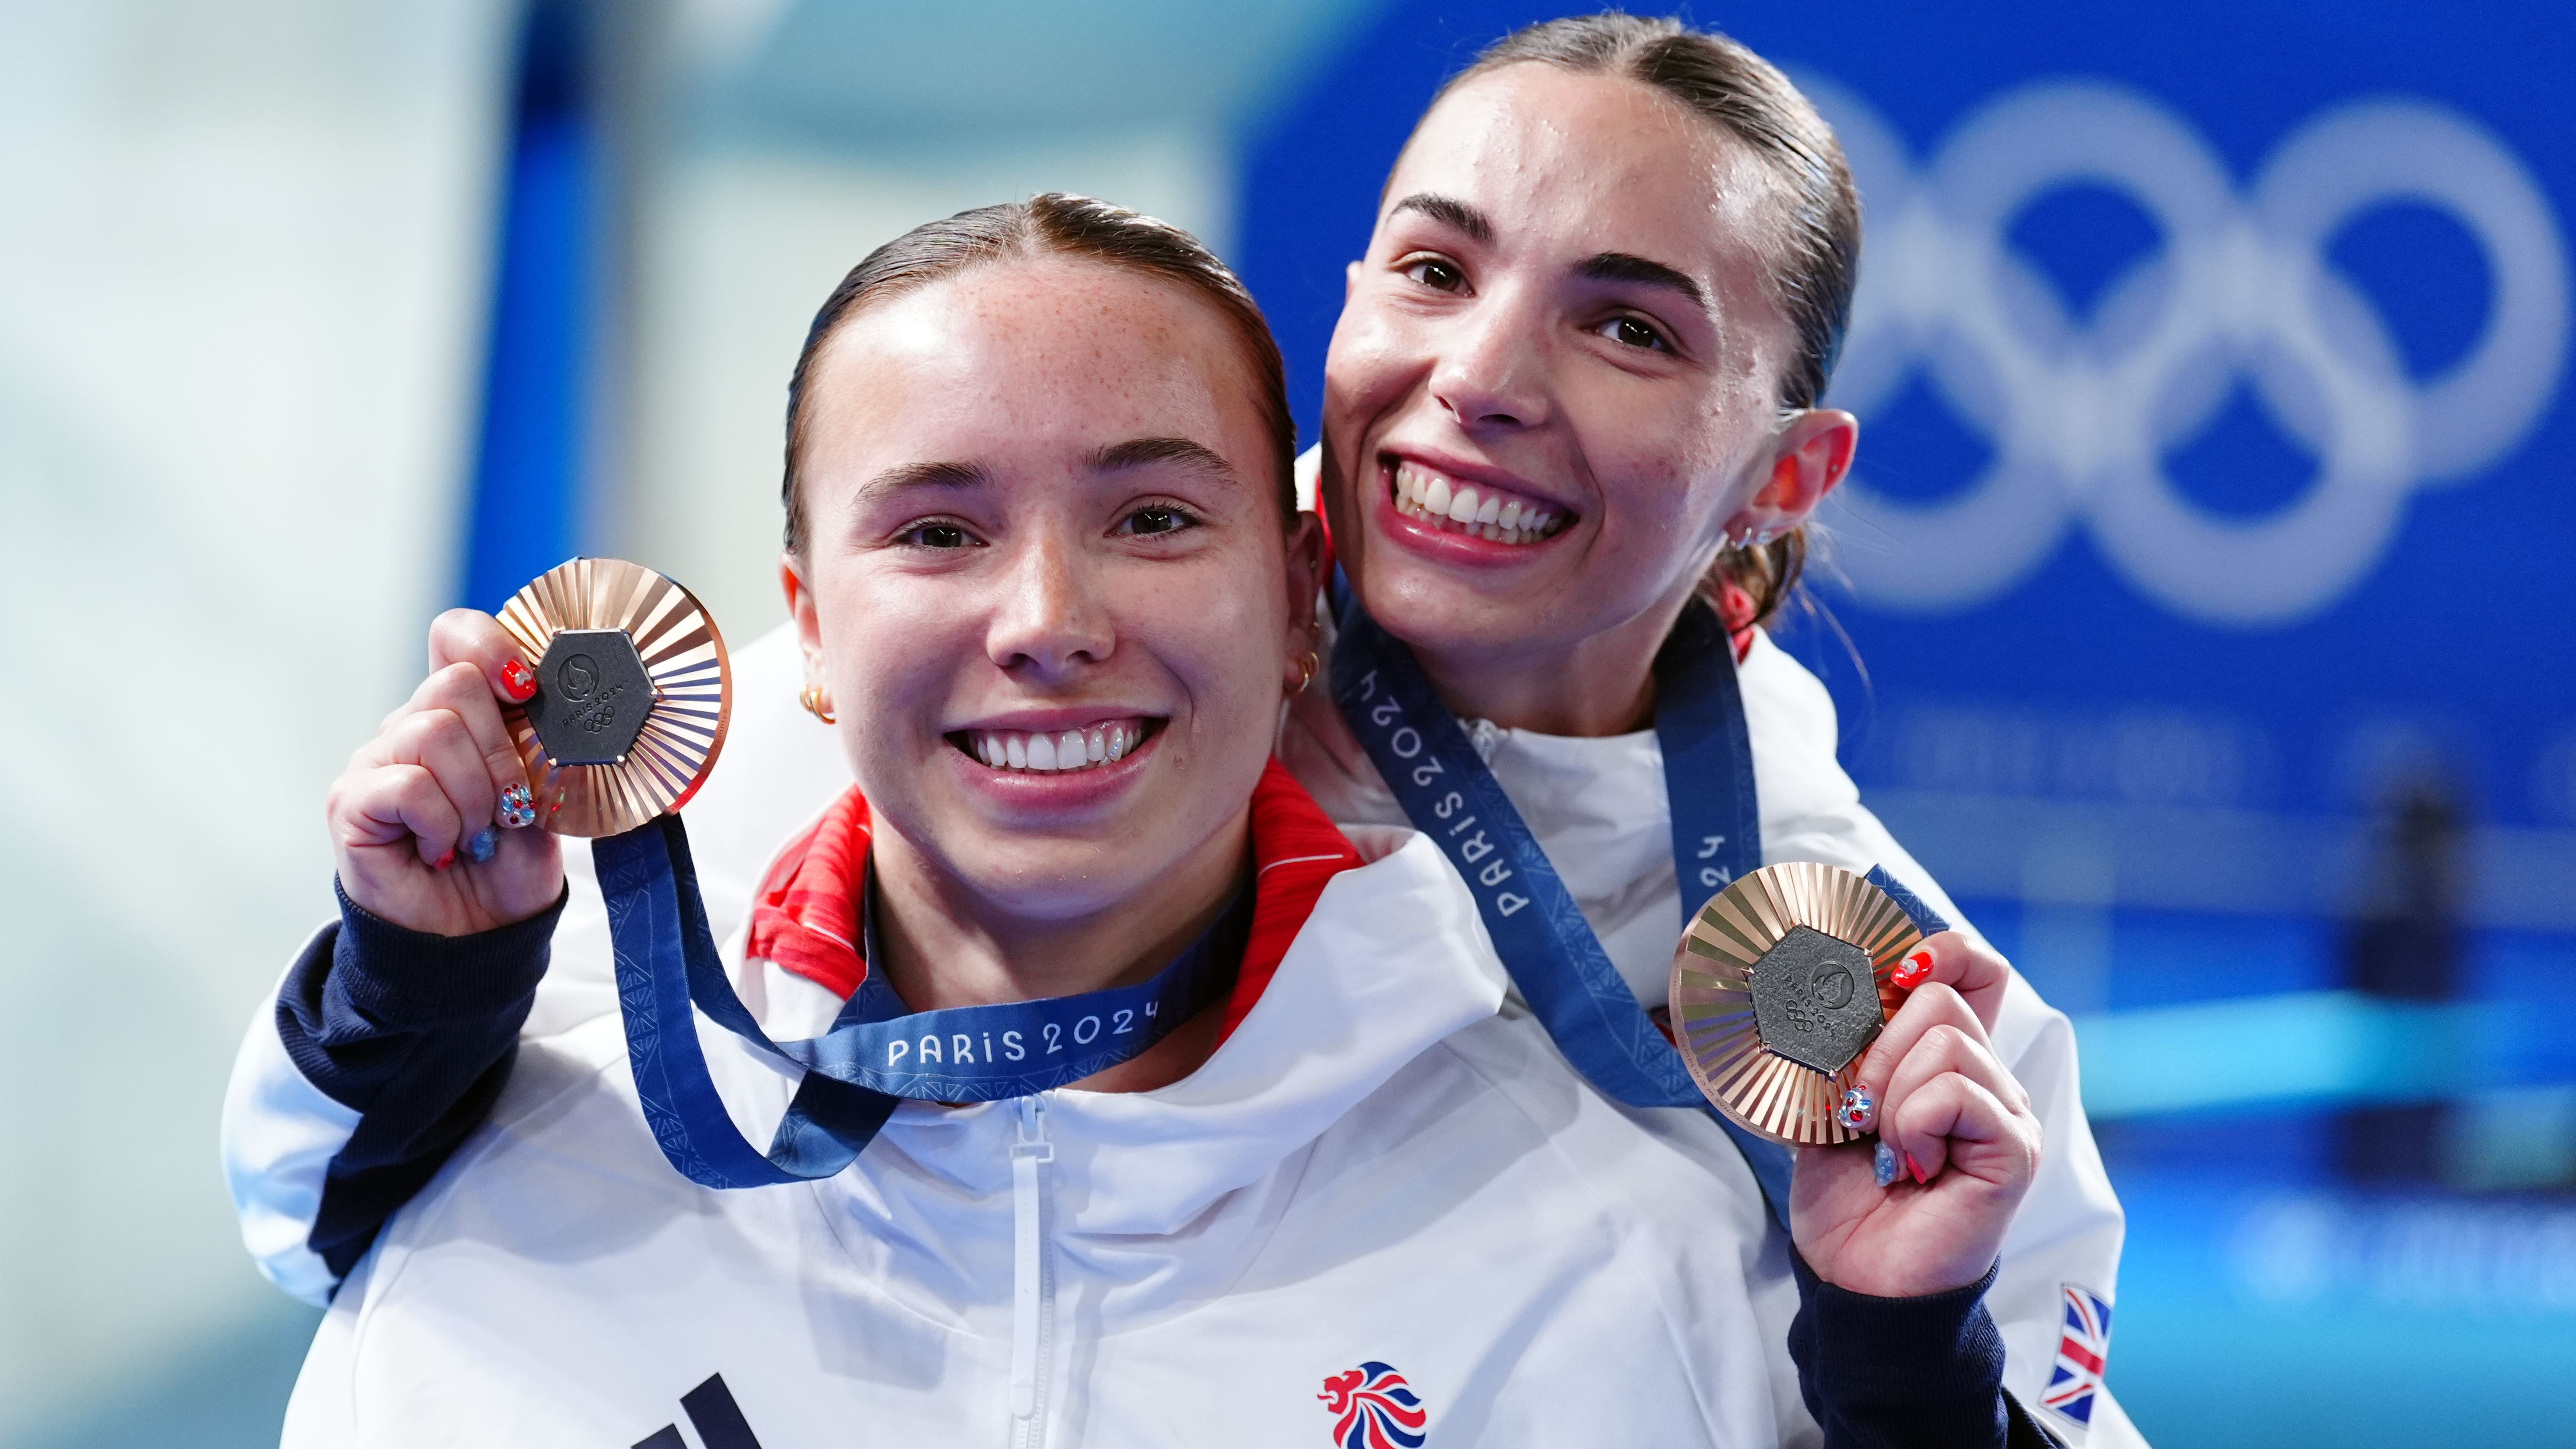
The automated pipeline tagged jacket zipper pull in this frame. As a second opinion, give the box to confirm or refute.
[1009,1095,1055,1439]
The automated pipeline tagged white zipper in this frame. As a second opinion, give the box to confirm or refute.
[1008,1095,1056,1449]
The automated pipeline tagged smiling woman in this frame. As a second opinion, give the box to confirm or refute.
[241,192,2028,1448]
[770,197,1318,1056]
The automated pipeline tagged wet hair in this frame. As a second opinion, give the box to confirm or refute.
[1434,14,1862,629]
[781,192,1297,551]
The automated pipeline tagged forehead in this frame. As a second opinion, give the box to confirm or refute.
[809,257,1263,462]
[1387,64,1788,291]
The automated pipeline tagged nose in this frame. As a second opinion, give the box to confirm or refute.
[985,532,1114,682]
[1428,290,1550,434]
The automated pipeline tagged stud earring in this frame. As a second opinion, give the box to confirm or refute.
[799,685,836,724]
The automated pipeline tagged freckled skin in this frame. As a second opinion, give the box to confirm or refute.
[783,258,1315,1022]
[1323,64,1849,734]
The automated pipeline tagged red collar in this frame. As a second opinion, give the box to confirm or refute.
[743,759,1362,1046]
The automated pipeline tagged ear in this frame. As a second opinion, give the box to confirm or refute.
[1728,409,1858,538]
[780,551,826,682]
[1283,512,1325,644]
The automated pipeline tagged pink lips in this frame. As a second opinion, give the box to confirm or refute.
[1371,453,1577,567]
[946,715,1165,814]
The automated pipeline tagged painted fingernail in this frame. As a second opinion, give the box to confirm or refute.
[500,659,537,702]
[1873,1141,1900,1188]
[464,827,499,863]
[432,848,456,871]
[1837,1086,1876,1132]
[498,783,537,829]
[1907,1152,1930,1185]
[1893,950,1935,991]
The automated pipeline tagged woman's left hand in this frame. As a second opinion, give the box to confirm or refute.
[1787,978,2043,1297]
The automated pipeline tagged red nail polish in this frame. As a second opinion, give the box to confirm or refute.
[500,659,537,702]
[1906,1153,1929,1185]
[433,848,456,871]
[1893,951,1934,990]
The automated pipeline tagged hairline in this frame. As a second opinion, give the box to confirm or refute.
[788,248,1294,554]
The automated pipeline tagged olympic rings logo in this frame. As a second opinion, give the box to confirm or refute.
[1806,78,2569,625]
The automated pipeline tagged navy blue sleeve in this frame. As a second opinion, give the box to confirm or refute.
[1789,1252,2065,1449]
[275,881,567,1287]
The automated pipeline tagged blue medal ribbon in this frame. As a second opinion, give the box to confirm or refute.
[594,814,1249,1189]
[1328,578,1943,1222]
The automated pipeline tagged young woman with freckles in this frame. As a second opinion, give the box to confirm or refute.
[250,196,2051,1447]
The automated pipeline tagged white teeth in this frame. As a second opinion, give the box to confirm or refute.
[1387,463,1569,546]
[966,719,1151,774]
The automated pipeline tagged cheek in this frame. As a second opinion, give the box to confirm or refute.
[1575,389,1764,537]
[1324,296,1421,420]
[1146,565,1288,732]
[814,571,963,734]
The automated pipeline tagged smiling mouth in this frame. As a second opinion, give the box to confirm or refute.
[1387,461,1571,546]
[949,717,1162,775]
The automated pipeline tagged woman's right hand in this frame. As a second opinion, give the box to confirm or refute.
[326,609,563,935]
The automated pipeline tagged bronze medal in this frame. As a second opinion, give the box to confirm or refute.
[495,558,732,837]
[1668,862,1927,1146]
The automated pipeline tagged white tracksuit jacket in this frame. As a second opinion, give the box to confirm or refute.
[227,624,2141,1447]
[283,823,1832,1447]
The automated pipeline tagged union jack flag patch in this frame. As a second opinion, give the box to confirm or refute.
[2042,1284,2113,1428]
[1317,1362,1428,1449]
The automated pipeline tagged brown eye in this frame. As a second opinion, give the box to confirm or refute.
[1599,316,1671,352]
[1403,257,1466,293]
[1119,505,1197,537]
[900,522,977,549]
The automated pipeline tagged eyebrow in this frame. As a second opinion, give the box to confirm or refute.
[855,458,988,503]
[1090,436,1236,481]
[1576,252,1707,310]
[1388,192,1493,245]
[1391,192,1708,312]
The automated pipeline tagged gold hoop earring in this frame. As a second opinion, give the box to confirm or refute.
[1291,650,1320,695]
[799,685,837,724]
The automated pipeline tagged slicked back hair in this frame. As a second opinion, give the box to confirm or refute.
[781,193,1297,552]
[1432,14,1862,628]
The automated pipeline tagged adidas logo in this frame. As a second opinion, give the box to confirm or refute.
[632,1373,767,1449]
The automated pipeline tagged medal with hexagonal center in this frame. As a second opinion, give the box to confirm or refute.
[522,627,655,767]
[1747,924,1883,1076]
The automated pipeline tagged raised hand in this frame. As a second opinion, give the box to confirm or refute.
[1788,973,2043,1298]
[325,609,563,935]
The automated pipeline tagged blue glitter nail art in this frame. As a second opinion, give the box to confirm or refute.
[1873,1141,1901,1188]
[498,784,538,829]
[464,827,499,863]
[1837,1087,1875,1132]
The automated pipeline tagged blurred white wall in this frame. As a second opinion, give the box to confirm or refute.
[628,132,1235,637]
[0,0,508,1435]
[622,0,1376,638]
